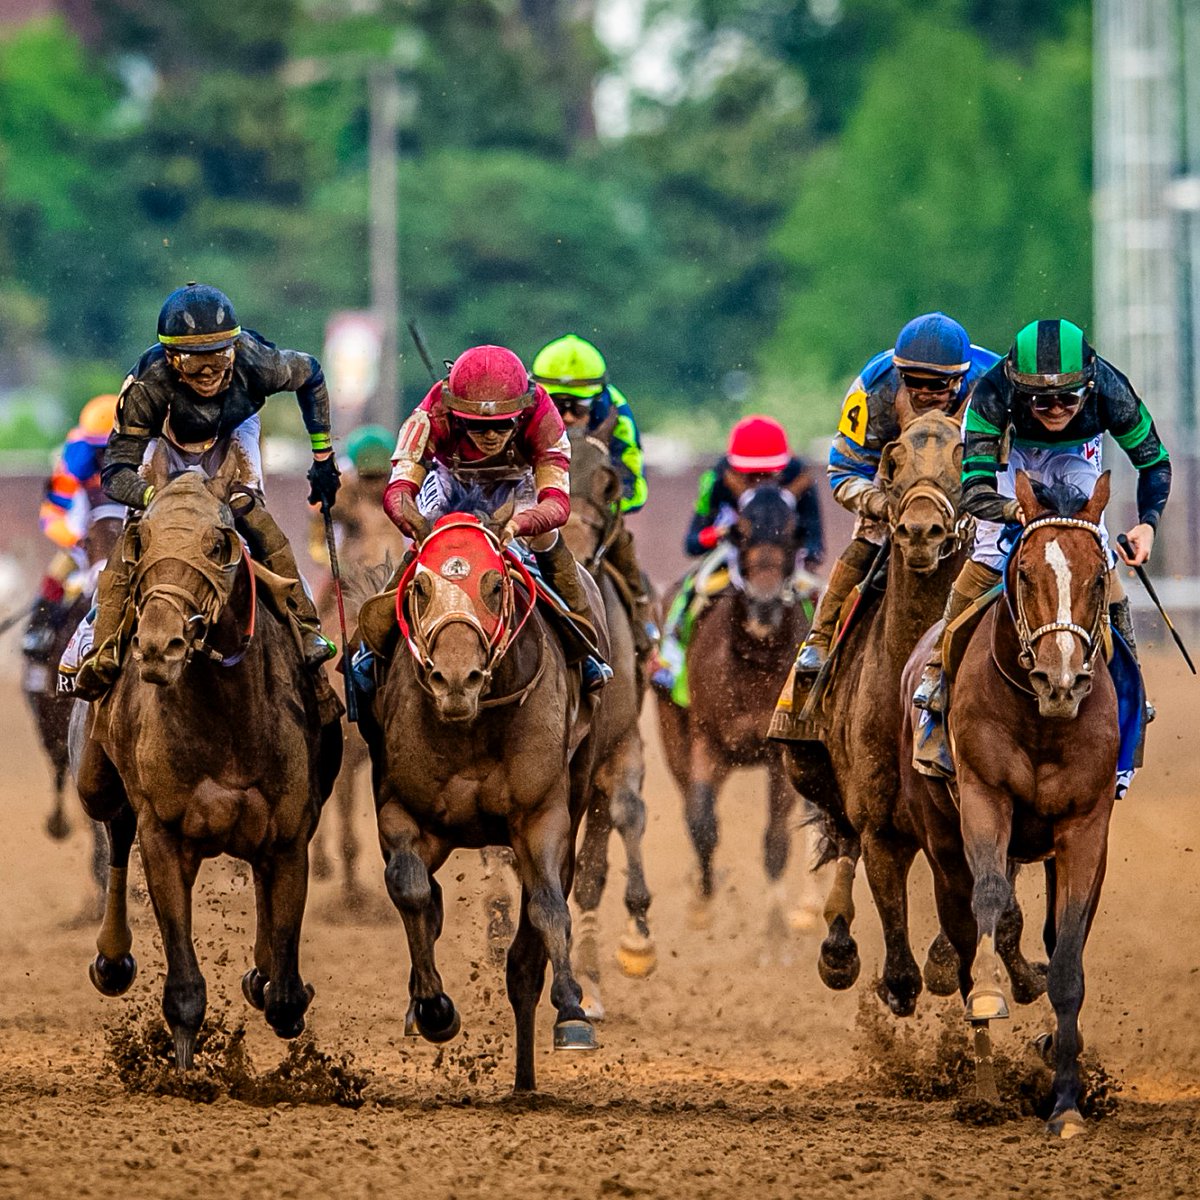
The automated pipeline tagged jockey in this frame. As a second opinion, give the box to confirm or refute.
[912,318,1171,778]
[383,343,612,692]
[23,394,124,660]
[654,414,823,695]
[531,333,657,657]
[72,283,341,700]
[793,312,999,674]
[308,424,404,576]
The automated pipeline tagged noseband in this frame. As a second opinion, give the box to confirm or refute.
[890,478,971,561]
[1006,515,1107,675]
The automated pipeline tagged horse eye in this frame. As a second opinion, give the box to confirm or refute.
[205,533,224,560]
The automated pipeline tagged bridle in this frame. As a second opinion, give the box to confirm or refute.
[131,532,256,668]
[889,477,972,561]
[395,517,544,708]
[1004,514,1107,678]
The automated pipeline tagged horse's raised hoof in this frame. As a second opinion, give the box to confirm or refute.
[1047,1108,1086,1140]
[922,934,960,997]
[616,933,657,979]
[173,1028,196,1073]
[241,968,267,1011]
[580,975,606,1022]
[553,1019,597,1051]
[876,977,919,1018]
[1009,960,1049,1006]
[818,918,860,990]
[965,985,1010,1022]
[45,811,71,841]
[263,981,316,1039]
[414,993,461,1044]
[89,952,137,997]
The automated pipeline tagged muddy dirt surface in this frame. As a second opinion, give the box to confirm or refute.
[2,655,1199,1199]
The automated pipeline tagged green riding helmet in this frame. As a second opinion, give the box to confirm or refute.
[346,424,394,477]
[1005,319,1095,394]
[531,334,608,399]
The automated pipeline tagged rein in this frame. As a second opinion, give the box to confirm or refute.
[997,514,1107,691]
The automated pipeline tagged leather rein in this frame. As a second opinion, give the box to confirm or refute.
[395,518,545,709]
[994,514,1107,694]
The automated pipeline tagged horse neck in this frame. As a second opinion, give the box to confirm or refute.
[880,545,962,662]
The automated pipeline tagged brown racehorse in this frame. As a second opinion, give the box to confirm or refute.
[781,410,1046,1015]
[656,482,818,943]
[25,514,122,905]
[560,421,655,1019]
[357,488,604,1091]
[70,451,341,1069]
[898,471,1117,1137]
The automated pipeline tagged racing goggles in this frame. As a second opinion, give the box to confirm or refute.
[898,369,963,397]
[1027,387,1087,416]
[458,414,520,434]
[549,392,594,419]
[166,345,236,379]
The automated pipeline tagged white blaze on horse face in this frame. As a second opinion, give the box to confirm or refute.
[1044,537,1077,673]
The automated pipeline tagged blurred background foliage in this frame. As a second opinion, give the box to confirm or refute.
[0,0,1090,450]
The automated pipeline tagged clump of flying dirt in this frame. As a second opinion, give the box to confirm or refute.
[104,1009,368,1108]
[853,989,1121,1124]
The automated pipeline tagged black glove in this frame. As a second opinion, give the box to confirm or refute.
[307,454,341,511]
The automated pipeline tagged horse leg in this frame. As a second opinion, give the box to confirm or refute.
[572,780,612,1020]
[510,798,595,1053]
[1042,858,1058,959]
[506,888,549,1092]
[260,840,315,1039]
[379,803,457,1043]
[818,835,861,990]
[241,868,272,1012]
[611,743,655,980]
[1044,810,1110,1139]
[89,801,138,997]
[861,827,923,1016]
[684,736,727,928]
[762,758,797,963]
[46,759,71,841]
[997,863,1048,1005]
[927,856,976,1000]
[136,817,205,1071]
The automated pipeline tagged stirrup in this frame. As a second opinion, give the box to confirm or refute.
[302,630,337,668]
[912,664,947,714]
[913,710,954,779]
[582,657,613,694]
[795,641,827,675]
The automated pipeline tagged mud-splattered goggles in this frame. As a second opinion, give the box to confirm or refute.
[166,346,236,378]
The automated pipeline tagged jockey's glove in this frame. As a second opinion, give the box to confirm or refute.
[307,453,341,512]
[860,488,890,522]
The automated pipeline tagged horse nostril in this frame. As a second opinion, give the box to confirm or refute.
[429,669,446,689]
[465,670,486,690]
[164,637,187,662]
[928,523,946,541]
[895,523,911,540]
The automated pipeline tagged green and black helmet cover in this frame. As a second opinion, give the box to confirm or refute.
[1005,318,1094,393]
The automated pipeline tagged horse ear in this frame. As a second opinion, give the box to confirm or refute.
[594,405,618,444]
[207,444,243,504]
[1082,470,1111,522]
[400,493,432,545]
[142,440,172,496]
[488,495,517,538]
[1013,469,1040,519]
[877,444,897,488]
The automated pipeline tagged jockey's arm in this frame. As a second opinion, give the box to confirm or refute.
[685,467,725,556]
[959,384,1016,524]
[101,379,159,509]
[508,405,570,540]
[828,432,887,521]
[262,345,333,458]
[40,459,84,549]
[608,389,648,515]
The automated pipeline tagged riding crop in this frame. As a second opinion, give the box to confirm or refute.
[322,499,359,721]
[1116,533,1196,674]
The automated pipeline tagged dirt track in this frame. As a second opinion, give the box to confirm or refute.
[2,653,1200,1200]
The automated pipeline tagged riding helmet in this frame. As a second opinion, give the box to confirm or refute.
[444,345,534,419]
[531,334,608,399]
[892,312,971,376]
[346,424,395,477]
[1005,318,1095,393]
[727,415,790,474]
[157,283,241,351]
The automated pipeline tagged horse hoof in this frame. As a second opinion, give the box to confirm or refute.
[1047,1108,1086,1140]
[45,812,71,841]
[817,928,860,991]
[616,937,657,979]
[415,994,461,1044]
[687,896,714,931]
[965,986,1010,1022]
[876,978,918,1018]
[553,1019,597,1051]
[173,1028,196,1073]
[89,953,137,997]
[1010,961,1049,1006]
[922,936,961,997]
[263,981,315,1039]
[241,968,267,1011]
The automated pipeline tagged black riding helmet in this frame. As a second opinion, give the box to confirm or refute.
[157,283,241,352]
[1005,318,1095,394]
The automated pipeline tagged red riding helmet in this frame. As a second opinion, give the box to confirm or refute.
[444,345,535,419]
[727,415,790,473]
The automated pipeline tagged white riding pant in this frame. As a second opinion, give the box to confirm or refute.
[143,413,265,494]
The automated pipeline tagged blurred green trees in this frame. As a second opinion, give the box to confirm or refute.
[0,0,1091,447]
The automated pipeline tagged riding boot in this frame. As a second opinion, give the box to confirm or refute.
[1109,594,1151,782]
[913,560,1002,714]
[535,533,612,692]
[794,537,876,674]
[235,494,335,670]
[605,522,659,658]
[72,525,138,701]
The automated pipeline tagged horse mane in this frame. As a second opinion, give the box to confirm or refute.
[1030,479,1089,518]
[437,478,495,517]
[343,556,398,611]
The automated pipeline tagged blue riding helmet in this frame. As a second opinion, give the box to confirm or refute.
[893,313,971,376]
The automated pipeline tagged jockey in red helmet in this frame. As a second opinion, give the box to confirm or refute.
[384,344,610,691]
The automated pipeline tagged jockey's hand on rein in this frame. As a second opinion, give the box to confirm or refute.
[499,519,521,546]
[1117,523,1154,567]
[307,453,341,511]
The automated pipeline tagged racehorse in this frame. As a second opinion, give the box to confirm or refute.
[898,471,1118,1137]
[656,482,819,943]
[70,449,341,1069]
[781,410,1046,1015]
[357,488,604,1090]
[26,513,122,908]
[560,419,655,1019]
